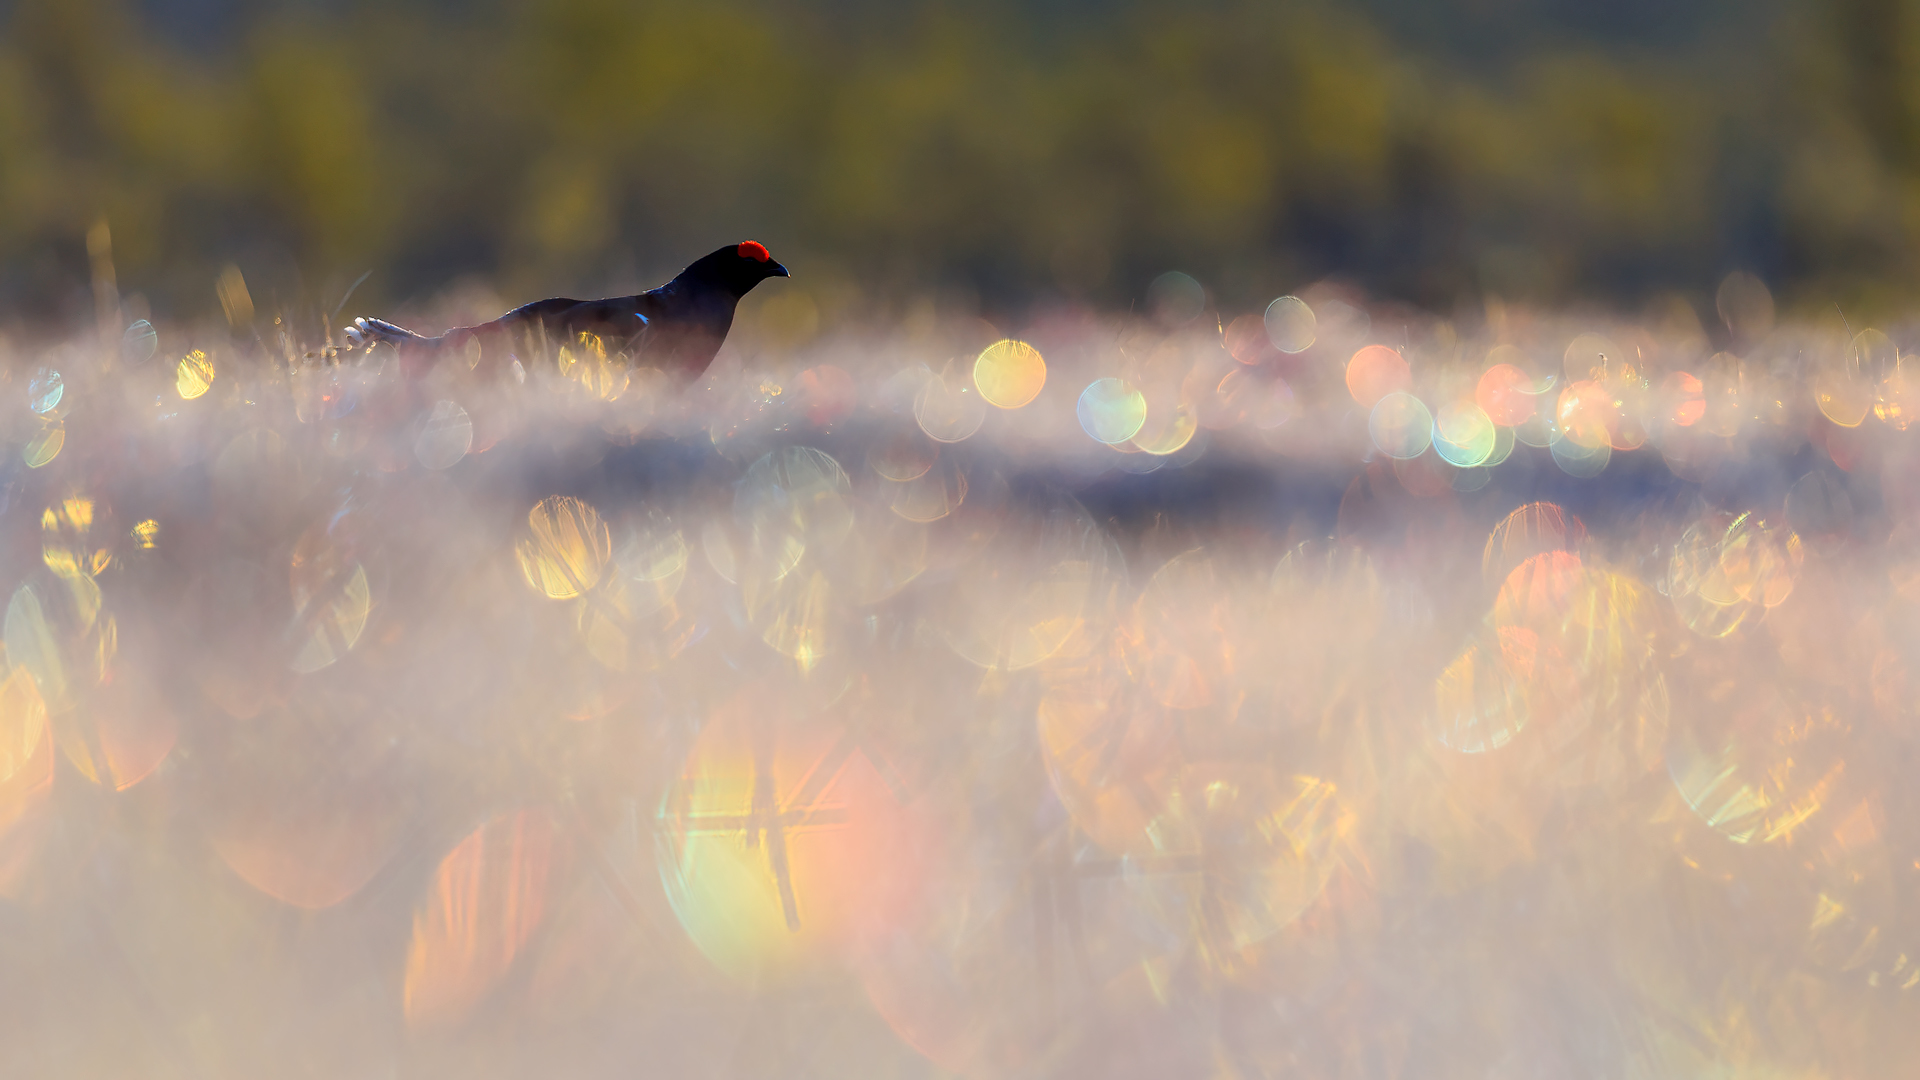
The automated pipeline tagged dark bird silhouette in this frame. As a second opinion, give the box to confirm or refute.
[343,241,790,380]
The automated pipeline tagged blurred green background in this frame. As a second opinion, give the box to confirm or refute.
[0,0,1911,326]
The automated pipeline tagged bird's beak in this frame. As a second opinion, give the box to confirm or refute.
[771,261,790,278]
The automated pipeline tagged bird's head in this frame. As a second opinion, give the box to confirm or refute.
[687,240,790,297]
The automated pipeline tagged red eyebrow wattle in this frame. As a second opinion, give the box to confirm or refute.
[738,241,770,262]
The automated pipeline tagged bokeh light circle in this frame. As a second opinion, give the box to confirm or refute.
[1850,328,1898,382]
[868,430,938,482]
[1551,430,1611,478]
[1716,271,1776,339]
[1433,401,1495,467]
[1132,400,1198,456]
[1223,314,1274,365]
[1555,380,1616,450]
[972,339,1046,409]
[1476,360,1536,426]
[1076,378,1148,444]
[23,424,63,468]
[177,350,215,400]
[26,368,63,416]
[1347,345,1410,409]
[1664,371,1705,426]
[1264,296,1317,354]
[1514,409,1557,448]
[122,319,158,365]
[1562,333,1621,382]
[514,496,611,600]
[1148,271,1206,325]
[914,370,986,443]
[1367,391,1433,460]
[414,400,473,470]
[1814,368,1871,428]
[1481,420,1516,468]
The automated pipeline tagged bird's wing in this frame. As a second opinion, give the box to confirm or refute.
[633,290,668,325]
[444,297,590,351]
[497,297,587,328]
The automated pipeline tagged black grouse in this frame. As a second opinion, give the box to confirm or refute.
[343,241,789,379]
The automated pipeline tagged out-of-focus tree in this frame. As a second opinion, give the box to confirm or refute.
[1774,0,1920,311]
[0,0,1913,326]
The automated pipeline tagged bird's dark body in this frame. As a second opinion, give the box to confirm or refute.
[346,242,788,380]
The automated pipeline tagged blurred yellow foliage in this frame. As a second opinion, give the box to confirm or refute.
[0,0,1911,316]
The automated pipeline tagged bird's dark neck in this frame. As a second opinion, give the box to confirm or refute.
[643,274,739,340]
[651,271,741,315]
[661,265,746,301]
